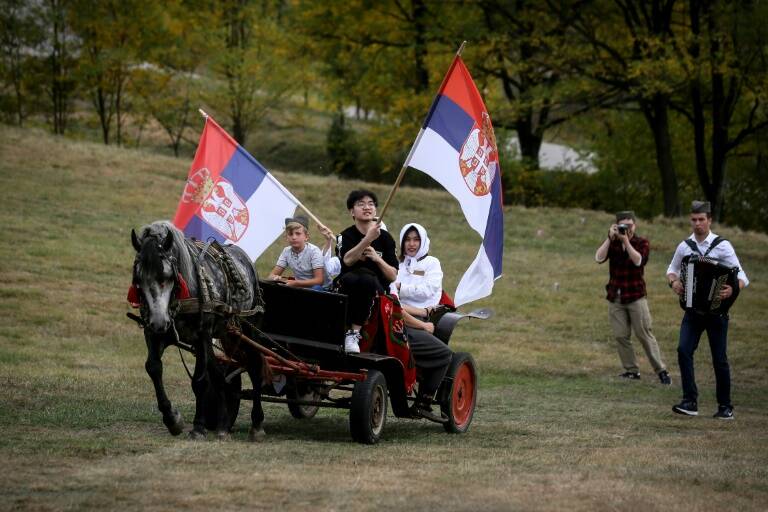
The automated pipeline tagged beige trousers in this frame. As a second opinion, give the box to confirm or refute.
[608,297,666,374]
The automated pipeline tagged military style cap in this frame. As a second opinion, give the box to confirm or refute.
[615,210,636,222]
[285,215,309,229]
[691,200,711,214]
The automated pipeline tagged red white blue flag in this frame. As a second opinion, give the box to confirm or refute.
[173,116,299,261]
[405,56,504,306]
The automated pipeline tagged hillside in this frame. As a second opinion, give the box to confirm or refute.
[0,124,766,511]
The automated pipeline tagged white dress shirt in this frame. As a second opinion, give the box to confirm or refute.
[667,232,749,286]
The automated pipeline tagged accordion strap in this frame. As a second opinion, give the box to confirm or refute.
[684,236,727,256]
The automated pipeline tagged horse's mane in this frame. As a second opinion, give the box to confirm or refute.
[139,221,195,283]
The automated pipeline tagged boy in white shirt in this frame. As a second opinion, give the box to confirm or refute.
[269,216,325,289]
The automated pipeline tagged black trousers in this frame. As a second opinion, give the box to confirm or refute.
[338,270,384,327]
[405,327,453,397]
[678,310,731,406]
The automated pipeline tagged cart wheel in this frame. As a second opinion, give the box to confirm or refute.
[440,352,477,434]
[350,369,388,444]
[287,385,321,419]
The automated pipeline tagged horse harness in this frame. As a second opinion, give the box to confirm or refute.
[177,238,264,320]
[130,238,264,329]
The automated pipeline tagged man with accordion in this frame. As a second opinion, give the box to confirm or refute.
[666,201,749,420]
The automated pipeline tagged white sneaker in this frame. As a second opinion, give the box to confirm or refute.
[344,330,361,353]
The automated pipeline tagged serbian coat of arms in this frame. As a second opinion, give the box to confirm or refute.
[182,167,250,242]
[459,112,498,197]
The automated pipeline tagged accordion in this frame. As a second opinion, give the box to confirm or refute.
[679,254,740,315]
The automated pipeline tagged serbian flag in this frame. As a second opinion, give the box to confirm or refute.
[172,116,300,261]
[405,55,504,306]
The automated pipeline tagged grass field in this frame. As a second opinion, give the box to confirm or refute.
[0,124,766,511]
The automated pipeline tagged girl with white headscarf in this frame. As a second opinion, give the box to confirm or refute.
[393,223,452,421]
[395,223,444,316]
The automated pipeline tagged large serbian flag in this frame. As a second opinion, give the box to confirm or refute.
[172,116,299,261]
[405,56,504,306]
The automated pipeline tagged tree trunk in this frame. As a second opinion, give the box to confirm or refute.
[517,113,543,166]
[708,8,729,223]
[116,75,123,146]
[96,86,110,144]
[232,114,246,146]
[689,0,710,210]
[411,0,429,94]
[642,94,680,217]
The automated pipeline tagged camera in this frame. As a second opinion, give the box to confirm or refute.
[617,223,630,235]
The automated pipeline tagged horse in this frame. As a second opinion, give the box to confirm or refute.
[130,220,266,441]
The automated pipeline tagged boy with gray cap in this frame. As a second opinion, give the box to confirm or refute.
[667,201,748,420]
[596,210,670,384]
[268,215,325,289]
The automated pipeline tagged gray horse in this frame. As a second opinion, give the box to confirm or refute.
[130,220,266,441]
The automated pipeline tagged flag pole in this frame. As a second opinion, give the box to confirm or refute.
[376,41,467,225]
[196,109,333,234]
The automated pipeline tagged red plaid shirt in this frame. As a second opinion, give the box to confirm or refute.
[603,236,650,303]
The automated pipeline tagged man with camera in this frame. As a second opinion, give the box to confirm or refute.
[596,211,670,384]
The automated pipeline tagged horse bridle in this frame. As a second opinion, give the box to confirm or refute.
[132,243,186,327]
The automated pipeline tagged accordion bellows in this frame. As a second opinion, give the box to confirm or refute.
[680,255,740,315]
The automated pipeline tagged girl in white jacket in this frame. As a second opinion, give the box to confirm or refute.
[395,223,444,317]
[394,223,452,420]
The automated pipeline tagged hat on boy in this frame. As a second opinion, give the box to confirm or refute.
[285,215,309,229]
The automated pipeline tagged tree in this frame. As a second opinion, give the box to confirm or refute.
[679,1,768,221]
[0,0,41,126]
[558,0,687,217]
[70,0,162,145]
[132,1,209,156]
[41,0,76,135]
[469,0,614,167]
[206,0,296,146]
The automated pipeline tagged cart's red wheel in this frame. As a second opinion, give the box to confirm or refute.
[441,352,477,433]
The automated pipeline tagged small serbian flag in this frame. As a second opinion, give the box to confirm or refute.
[405,55,503,306]
[172,116,299,261]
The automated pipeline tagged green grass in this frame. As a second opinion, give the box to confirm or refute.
[0,124,767,511]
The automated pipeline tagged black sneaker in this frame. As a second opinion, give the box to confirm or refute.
[618,371,641,380]
[658,370,671,385]
[713,405,734,420]
[672,400,698,416]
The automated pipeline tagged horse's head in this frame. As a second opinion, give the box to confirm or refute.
[131,224,181,333]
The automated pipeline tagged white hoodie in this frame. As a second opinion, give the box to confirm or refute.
[396,223,443,308]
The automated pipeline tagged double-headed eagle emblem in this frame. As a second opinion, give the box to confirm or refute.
[182,167,250,242]
[459,112,498,197]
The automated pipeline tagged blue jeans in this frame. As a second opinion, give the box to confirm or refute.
[677,310,731,406]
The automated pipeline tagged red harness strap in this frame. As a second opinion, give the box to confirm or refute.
[127,273,190,309]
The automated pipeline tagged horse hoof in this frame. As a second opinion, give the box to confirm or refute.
[188,429,207,441]
[164,411,185,436]
[216,430,231,441]
[248,427,266,442]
